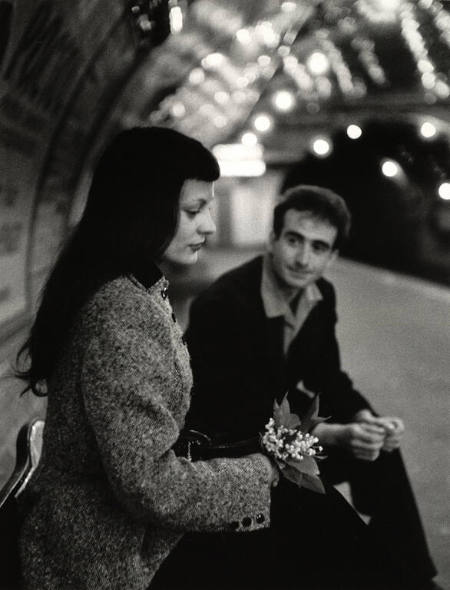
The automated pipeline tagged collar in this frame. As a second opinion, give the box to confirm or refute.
[261,253,322,319]
[130,260,163,290]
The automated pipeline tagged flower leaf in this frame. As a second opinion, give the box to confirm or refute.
[308,416,329,432]
[283,454,320,476]
[301,474,326,495]
[299,455,320,476]
[300,393,320,432]
[281,464,304,487]
[273,394,301,429]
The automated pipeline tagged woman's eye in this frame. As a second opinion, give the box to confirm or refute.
[185,209,200,217]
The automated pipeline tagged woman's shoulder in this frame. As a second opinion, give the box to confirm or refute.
[78,275,172,340]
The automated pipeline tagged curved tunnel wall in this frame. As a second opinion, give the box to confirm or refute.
[0,0,449,488]
[0,0,166,485]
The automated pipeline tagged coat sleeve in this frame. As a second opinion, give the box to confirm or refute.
[315,283,375,423]
[80,319,271,533]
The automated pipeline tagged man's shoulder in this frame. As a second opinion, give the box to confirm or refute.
[316,276,336,300]
[200,256,262,300]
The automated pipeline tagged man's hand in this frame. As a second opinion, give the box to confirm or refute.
[312,422,385,461]
[354,410,405,452]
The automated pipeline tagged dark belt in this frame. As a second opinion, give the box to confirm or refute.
[174,429,261,461]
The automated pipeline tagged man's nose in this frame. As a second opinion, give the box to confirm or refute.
[296,244,311,266]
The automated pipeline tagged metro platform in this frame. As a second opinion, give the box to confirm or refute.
[0,249,449,588]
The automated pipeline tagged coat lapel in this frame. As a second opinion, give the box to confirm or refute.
[263,315,287,403]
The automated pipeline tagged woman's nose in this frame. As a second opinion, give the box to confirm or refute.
[199,208,216,235]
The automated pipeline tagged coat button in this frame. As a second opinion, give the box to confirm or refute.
[241,517,252,527]
[171,312,176,322]
[230,521,239,531]
[161,288,168,299]
[256,513,265,524]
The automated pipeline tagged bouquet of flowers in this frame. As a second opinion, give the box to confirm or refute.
[261,387,326,494]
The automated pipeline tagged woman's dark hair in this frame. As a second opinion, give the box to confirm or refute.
[273,184,351,250]
[17,126,219,395]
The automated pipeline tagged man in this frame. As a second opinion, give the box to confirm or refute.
[185,185,438,590]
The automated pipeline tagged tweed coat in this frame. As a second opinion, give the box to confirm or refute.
[19,273,271,590]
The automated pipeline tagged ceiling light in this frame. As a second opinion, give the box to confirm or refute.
[421,72,437,89]
[281,1,297,12]
[170,102,186,118]
[256,21,279,48]
[241,131,258,147]
[381,159,400,177]
[213,143,266,178]
[278,45,290,57]
[438,182,450,200]
[236,28,252,45]
[434,80,450,99]
[306,52,330,76]
[213,115,228,129]
[420,121,437,139]
[312,137,332,157]
[257,55,271,67]
[253,113,273,133]
[188,68,205,85]
[272,89,296,112]
[169,5,183,33]
[214,91,230,105]
[201,53,225,70]
[236,76,250,88]
[346,124,363,139]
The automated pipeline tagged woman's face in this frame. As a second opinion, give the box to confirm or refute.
[161,180,216,266]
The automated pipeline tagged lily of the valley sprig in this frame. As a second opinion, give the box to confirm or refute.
[262,391,327,494]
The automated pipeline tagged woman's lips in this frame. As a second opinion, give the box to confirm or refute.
[189,242,205,251]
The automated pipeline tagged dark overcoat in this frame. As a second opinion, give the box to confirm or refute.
[186,255,373,439]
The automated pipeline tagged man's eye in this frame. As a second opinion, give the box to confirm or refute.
[313,244,329,254]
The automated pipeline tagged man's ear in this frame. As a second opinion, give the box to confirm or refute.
[267,231,276,254]
[326,249,338,269]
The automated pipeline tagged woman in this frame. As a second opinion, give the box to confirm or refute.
[16,127,278,590]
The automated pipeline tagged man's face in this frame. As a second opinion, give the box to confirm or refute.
[268,209,338,292]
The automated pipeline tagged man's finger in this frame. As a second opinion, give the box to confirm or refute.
[359,423,386,437]
[351,439,383,451]
[355,427,385,444]
[354,449,380,461]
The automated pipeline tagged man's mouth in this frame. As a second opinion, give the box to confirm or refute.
[287,267,309,277]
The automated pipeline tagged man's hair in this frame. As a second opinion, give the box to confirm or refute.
[273,185,351,250]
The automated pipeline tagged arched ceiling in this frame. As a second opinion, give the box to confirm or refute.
[120,0,450,155]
